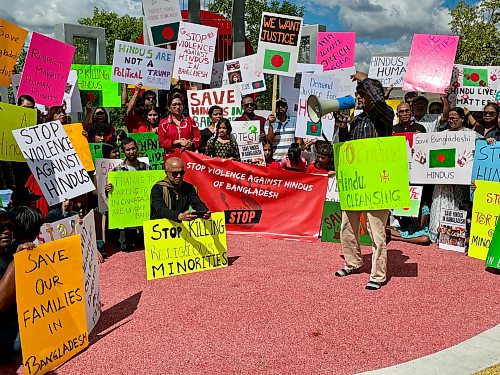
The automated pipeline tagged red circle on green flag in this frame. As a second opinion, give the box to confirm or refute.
[86,92,95,103]
[311,124,318,133]
[162,27,175,40]
[470,73,480,82]
[271,55,284,68]
[437,154,446,163]
[254,82,261,88]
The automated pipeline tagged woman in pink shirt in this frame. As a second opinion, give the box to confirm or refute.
[280,143,306,172]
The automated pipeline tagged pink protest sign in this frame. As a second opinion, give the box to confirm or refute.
[403,34,459,94]
[316,32,355,71]
[18,33,75,107]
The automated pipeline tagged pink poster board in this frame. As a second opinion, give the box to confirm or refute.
[316,32,355,71]
[18,33,75,107]
[403,34,459,94]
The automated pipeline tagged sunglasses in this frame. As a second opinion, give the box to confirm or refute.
[170,170,185,177]
[0,223,13,232]
[483,111,498,116]
[243,103,255,107]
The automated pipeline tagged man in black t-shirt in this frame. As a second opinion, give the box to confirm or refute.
[393,102,427,134]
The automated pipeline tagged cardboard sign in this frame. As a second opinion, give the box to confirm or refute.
[450,64,500,111]
[222,54,266,95]
[143,0,182,45]
[403,34,459,94]
[108,170,165,229]
[18,33,75,107]
[63,123,95,171]
[321,201,372,245]
[469,180,500,260]
[438,208,467,252]
[368,54,409,87]
[187,86,242,130]
[257,12,303,77]
[0,19,28,86]
[128,132,163,170]
[173,22,217,85]
[486,220,500,269]
[393,186,423,217]
[325,175,340,202]
[316,32,356,71]
[334,137,410,211]
[10,73,47,113]
[15,236,89,375]
[144,212,228,280]
[12,121,95,206]
[231,121,265,165]
[296,72,339,141]
[0,102,37,161]
[112,40,175,89]
[410,131,476,185]
[72,64,121,108]
[36,214,79,244]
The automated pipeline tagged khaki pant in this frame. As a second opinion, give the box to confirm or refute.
[340,210,390,283]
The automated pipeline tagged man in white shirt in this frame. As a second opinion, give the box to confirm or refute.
[411,93,451,133]
[265,98,299,161]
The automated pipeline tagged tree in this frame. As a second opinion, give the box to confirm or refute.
[450,0,500,66]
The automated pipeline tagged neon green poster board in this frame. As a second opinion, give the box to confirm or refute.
[127,132,163,170]
[72,65,121,108]
[486,220,500,269]
[321,201,372,245]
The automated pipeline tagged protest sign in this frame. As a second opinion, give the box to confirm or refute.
[231,120,265,165]
[257,12,303,77]
[187,86,242,129]
[143,0,182,45]
[450,64,500,111]
[368,53,409,87]
[403,34,459,94]
[471,140,500,198]
[0,189,12,207]
[324,66,357,98]
[12,121,95,206]
[0,19,28,86]
[486,220,500,269]
[334,137,410,210]
[108,170,165,229]
[76,210,101,333]
[321,201,372,244]
[14,235,88,375]
[0,102,37,161]
[36,214,79,244]
[173,22,217,85]
[325,175,340,202]
[18,33,75,107]
[469,180,500,260]
[183,151,328,241]
[438,208,467,252]
[393,186,423,217]
[393,132,416,171]
[316,32,355,71]
[296,72,339,141]
[63,123,95,171]
[128,132,163,170]
[63,70,82,113]
[210,62,224,88]
[410,131,476,185]
[72,64,121,107]
[112,40,174,89]
[144,212,228,280]
[222,54,266,95]
[89,143,103,161]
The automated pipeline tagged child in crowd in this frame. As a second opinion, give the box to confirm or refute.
[281,143,306,172]
[387,201,431,245]
[263,141,282,169]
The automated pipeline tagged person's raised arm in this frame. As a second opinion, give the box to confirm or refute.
[121,83,128,107]
[83,101,93,131]
[439,86,452,126]
[126,82,143,116]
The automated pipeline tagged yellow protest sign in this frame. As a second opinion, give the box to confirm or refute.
[0,19,28,86]
[0,102,37,161]
[144,212,228,280]
[469,180,500,260]
[63,123,95,171]
[386,99,401,113]
[14,235,89,375]
[334,136,410,210]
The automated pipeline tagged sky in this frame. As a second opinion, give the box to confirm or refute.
[0,0,480,71]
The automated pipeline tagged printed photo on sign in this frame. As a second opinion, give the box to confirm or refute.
[222,55,266,95]
[438,208,467,252]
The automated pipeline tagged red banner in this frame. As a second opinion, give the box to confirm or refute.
[182,151,328,241]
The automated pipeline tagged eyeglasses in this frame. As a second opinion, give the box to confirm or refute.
[0,223,13,232]
[170,170,185,177]
[483,111,498,117]
[243,103,255,108]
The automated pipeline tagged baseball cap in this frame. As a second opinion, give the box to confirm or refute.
[10,187,42,207]
[276,98,287,105]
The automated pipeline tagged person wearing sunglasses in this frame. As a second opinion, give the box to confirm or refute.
[468,103,500,141]
[150,157,210,221]
[235,96,267,140]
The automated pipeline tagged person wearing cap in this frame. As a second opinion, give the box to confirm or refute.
[9,187,41,211]
[265,98,299,162]
[411,91,451,133]
[235,96,267,139]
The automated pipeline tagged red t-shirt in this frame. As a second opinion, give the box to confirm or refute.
[25,175,49,217]
[306,163,329,175]
[124,113,147,133]
[266,160,282,169]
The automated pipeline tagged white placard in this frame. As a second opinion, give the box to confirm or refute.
[368,54,409,87]
[438,208,467,252]
[35,214,79,244]
[324,66,357,98]
[222,54,266,95]
[325,175,340,202]
[210,62,224,88]
[231,120,265,165]
[143,0,182,46]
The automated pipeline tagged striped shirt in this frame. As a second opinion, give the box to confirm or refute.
[265,116,297,161]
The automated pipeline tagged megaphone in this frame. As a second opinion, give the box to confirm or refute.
[307,95,356,123]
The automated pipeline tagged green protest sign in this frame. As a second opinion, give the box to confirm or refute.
[486,220,500,269]
[321,201,372,245]
[88,143,103,161]
[108,170,165,229]
[72,64,121,107]
[334,136,410,211]
[128,132,163,170]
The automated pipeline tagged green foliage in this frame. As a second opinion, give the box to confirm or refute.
[450,0,500,66]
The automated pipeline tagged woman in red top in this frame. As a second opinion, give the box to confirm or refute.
[135,107,160,133]
[306,144,335,176]
[158,93,200,160]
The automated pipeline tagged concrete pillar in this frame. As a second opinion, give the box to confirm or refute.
[54,23,106,64]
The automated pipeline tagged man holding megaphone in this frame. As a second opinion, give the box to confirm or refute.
[334,71,394,291]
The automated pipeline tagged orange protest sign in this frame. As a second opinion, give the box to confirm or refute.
[0,19,28,86]
[63,123,95,171]
[14,235,89,375]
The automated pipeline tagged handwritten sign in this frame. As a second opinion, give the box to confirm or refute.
[108,170,165,229]
[316,32,355,71]
[438,208,467,252]
[173,22,217,85]
[63,70,82,113]
[393,186,423,217]
[36,214,79,244]
[143,0,181,45]
[12,121,95,206]
[334,137,410,210]
[0,19,28,86]
[144,212,228,280]
[410,131,476,185]
[403,34,459,94]
[471,140,500,198]
[112,40,174,89]
[15,235,88,375]
[89,143,103,161]
[18,33,75,106]
[257,12,303,77]
[325,175,340,202]
[0,102,37,161]
[368,54,409,87]
[486,220,500,269]
[187,86,242,130]
[321,201,372,245]
[222,54,266,95]
[63,123,95,171]
[469,180,500,260]
[231,121,265,165]
[72,64,121,108]
[128,132,163,170]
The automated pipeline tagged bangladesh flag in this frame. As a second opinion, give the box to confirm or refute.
[252,80,265,89]
[463,67,488,87]
[306,121,322,137]
[263,49,291,73]
[150,22,179,45]
[429,149,456,168]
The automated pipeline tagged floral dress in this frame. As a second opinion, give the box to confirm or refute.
[205,135,240,160]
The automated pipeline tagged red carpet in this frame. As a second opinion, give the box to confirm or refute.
[9,236,500,374]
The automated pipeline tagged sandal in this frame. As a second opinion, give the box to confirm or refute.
[335,268,361,277]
